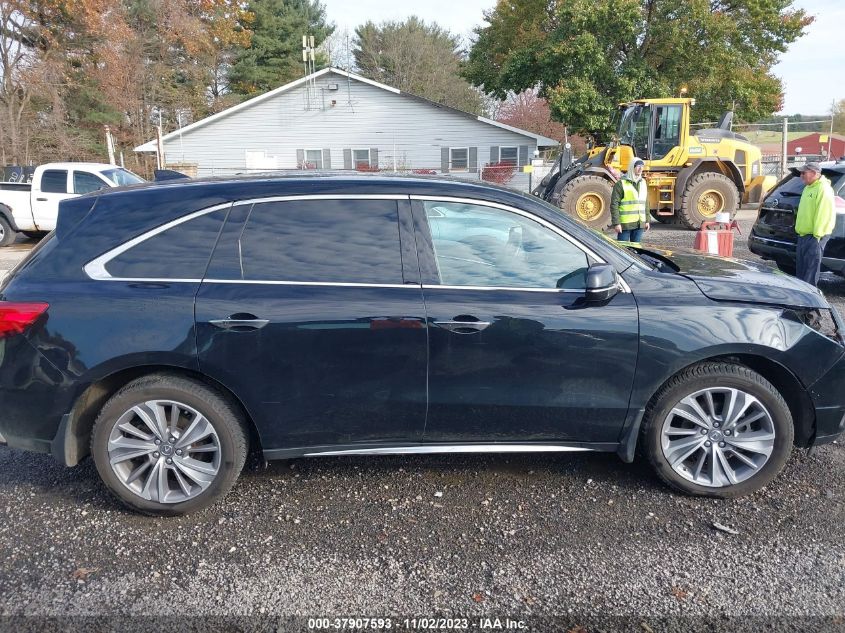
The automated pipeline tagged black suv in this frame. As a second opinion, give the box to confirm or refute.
[1,175,844,515]
[749,163,845,275]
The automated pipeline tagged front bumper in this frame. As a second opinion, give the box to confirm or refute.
[749,232,845,273]
[808,351,845,445]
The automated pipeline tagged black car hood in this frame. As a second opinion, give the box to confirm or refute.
[636,247,828,308]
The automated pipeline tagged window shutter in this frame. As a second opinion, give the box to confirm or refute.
[370,147,379,168]
[518,145,529,167]
[441,147,450,173]
[343,148,352,170]
[490,146,499,164]
[296,149,305,168]
[322,149,331,169]
[469,147,478,171]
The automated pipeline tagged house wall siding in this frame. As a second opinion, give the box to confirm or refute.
[158,71,545,190]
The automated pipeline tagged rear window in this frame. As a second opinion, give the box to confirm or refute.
[210,199,403,284]
[40,170,68,193]
[105,208,228,279]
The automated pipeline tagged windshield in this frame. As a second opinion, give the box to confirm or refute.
[101,168,145,186]
[617,104,651,157]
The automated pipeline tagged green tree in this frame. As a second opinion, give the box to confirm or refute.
[833,99,845,136]
[465,0,812,134]
[229,0,333,96]
[354,16,482,114]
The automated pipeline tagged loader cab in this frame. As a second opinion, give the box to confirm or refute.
[615,99,690,167]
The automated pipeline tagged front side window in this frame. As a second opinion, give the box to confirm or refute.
[73,171,107,194]
[450,148,469,171]
[653,105,683,159]
[236,199,403,284]
[424,201,590,289]
[40,170,68,193]
[105,208,228,279]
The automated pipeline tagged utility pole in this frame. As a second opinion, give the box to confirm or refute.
[104,125,116,165]
[781,117,788,178]
[829,99,835,159]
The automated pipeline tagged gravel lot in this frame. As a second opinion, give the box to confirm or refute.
[1,214,844,631]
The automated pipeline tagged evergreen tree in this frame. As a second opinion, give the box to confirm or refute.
[229,0,333,96]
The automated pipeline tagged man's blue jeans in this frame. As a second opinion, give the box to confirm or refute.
[618,228,644,243]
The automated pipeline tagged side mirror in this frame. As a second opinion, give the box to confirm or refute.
[585,263,620,303]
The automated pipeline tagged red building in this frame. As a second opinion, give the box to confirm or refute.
[787,132,845,160]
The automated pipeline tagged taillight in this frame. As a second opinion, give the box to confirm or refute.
[0,302,49,337]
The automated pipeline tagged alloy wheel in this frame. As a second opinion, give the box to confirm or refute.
[660,387,776,488]
[107,400,221,503]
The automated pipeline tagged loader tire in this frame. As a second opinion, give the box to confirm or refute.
[559,175,613,229]
[678,172,739,229]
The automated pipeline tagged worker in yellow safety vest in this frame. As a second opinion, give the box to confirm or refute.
[610,157,650,244]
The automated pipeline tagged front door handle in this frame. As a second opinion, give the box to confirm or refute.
[36,197,48,202]
[209,314,270,331]
[433,317,491,334]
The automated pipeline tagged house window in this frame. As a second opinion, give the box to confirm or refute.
[352,149,372,169]
[500,146,518,165]
[303,149,323,170]
[450,148,469,171]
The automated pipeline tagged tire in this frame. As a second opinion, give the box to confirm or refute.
[22,231,47,241]
[91,373,248,516]
[559,175,613,229]
[0,215,16,247]
[775,260,796,276]
[641,362,793,498]
[678,172,739,229]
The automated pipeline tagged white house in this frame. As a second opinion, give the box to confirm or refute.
[134,67,559,190]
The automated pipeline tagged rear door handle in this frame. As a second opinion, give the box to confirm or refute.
[209,314,270,331]
[433,318,491,334]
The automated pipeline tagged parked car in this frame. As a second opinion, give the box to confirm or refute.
[1,174,844,515]
[748,162,845,275]
[0,162,145,246]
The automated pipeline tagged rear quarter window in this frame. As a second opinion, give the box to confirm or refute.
[104,208,229,279]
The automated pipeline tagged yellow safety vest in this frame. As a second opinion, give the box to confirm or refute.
[618,179,648,226]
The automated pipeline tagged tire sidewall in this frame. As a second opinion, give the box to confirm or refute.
[0,215,15,247]
[562,176,613,229]
[91,381,245,516]
[644,368,793,498]
[681,173,739,227]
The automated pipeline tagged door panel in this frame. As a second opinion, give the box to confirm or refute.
[32,169,75,230]
[195,198,428,451]
[413,199,639,443]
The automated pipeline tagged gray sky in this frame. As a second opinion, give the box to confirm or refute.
[321,0,842,116]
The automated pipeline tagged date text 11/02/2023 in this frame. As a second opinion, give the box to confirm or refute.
[307,617,528,630]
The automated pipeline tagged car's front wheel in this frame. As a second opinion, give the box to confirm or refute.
[91,374,248,515]
[642,363,793,498]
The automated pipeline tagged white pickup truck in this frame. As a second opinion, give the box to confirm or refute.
[0,162,145,246]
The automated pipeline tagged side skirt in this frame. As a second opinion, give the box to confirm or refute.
[264,442,619,461]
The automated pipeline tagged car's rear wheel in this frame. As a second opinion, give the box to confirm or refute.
[91,374,248,515]
[642,363,793,498]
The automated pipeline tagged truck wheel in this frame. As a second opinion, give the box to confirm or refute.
[678,172,739,229]
[0,215,16,247]
[559,175,613,229]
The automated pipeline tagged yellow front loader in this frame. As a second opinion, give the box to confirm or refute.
[534,98,775,229]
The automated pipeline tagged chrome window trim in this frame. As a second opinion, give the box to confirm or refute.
[83,195,409,282]
[412,195,631,294]
[303,444,595,457]
[83,192,631,295]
